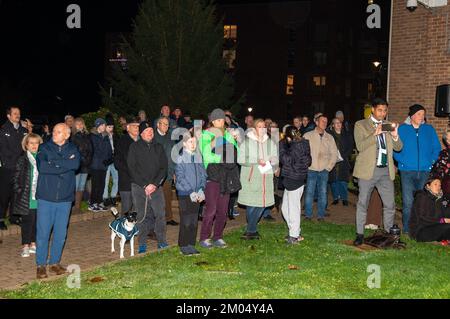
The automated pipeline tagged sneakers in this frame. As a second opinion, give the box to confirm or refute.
[0,221,7,230]
[36,266,48,279]
[232,210,240,217]
[88,204,101,212]
[287,236,300,245]
[49,264,67,275]
[157,242,169,250]
[354,234,364,246]
[21,247,30,258]
[29,245,36,254]
[199,239,213,249]
[138,244,147,254]
[180,245,200,256]
[241,232,260,240]
[213,239,227,248]
[98,203,108,211]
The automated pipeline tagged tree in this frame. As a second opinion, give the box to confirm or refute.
[102,0,243,119]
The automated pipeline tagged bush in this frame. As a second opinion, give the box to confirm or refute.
[80,107,123,135]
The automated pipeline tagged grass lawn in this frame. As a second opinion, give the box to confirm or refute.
[2,221,449,299]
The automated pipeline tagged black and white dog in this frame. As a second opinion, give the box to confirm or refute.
[109,208,139,259]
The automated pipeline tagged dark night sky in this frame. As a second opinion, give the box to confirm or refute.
[0,0,390,123]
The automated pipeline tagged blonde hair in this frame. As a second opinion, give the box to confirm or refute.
[74,117,87,134]
[253,118,265,129]
[22,133,43,151]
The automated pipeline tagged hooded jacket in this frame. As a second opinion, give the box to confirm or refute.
[89,131,113,171]
[175,150,207,196]
[393,121,441,172]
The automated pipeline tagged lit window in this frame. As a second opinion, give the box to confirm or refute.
[286,75,295,95]
[224,25,238,40]
[223,49,236,69]
[313,76,326,87]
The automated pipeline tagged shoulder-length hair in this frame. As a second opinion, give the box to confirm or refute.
[74,117,88,134]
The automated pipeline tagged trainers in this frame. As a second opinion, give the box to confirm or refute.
[36,266,48,279]
[98,203,108,211]
[103,198,112,207]
[354,234,364,246]
[88,204,100,212]
[180,246,193,256]
[199,239,213,249]
[287,236,299,245]
[157,242,169,250]
[138,244,147,254]
[49,264,67,275]
[188,245,200,255]
[232,210,240,217]
[213,239,227,248]
[29,245,36,254]
[21,247,30,258]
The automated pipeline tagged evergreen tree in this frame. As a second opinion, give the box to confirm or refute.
[102,0,242,119]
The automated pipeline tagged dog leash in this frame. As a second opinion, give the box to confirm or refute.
[138,194,151,224]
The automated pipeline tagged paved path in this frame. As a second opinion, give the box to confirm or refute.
[0,192,402,291]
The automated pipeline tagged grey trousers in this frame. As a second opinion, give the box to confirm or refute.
[131,184,167,245]
[120,191,133,214]
[356,167,395,235]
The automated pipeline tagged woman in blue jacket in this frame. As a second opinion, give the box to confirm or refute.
[175,132,207,256]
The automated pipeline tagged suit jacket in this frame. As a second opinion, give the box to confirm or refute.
[353,118,403,181]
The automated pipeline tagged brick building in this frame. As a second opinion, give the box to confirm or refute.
[388,0,450,137]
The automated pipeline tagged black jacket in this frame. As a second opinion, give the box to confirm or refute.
[127,139,168,188]
[279,139,311,183]
[11,154,32,216]
[206,142,241,194]
[409,190,449,240]
[71,131,93,174]
[0,121,28,170]
[114,134,136,192]
[328,129,354,183]
[153,130,175,181]
[89,132,113,171]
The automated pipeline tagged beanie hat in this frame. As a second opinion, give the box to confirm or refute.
[105,113,115,126]
[126,116,140,124]
[139,122,152,135]
[408,104,426,117]
[210,108,226,122]
[94,118,106,128]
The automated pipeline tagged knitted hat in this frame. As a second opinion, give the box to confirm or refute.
[210,108,226,122]
[408,104,426,117]
[139,121,152,135]
[126,116,140,124]
[94,118,106,128]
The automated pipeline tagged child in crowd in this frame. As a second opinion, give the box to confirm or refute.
[12,133,43,257]
[175,132,207,255]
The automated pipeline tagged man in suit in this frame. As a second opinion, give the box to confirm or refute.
[353,98,403,246]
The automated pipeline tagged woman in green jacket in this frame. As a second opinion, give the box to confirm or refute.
[238,119,278,240]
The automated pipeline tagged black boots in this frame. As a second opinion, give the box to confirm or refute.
[354,234,364,246]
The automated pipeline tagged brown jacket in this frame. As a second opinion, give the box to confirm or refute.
[353,118,403,181]
[303,129,338,172]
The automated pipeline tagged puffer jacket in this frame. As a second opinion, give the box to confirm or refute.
[175,150,207,196]
[11,154,33,216]
[279,139,311,182]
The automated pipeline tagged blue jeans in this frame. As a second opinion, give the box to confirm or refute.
[400,171,429,233]
[262,207,272,218]
[36,200,72,266]
[103,164,119,199]
[75,173,88,192]
[304,170,329,218]
[330,181,348,201]
[246,206,266,233]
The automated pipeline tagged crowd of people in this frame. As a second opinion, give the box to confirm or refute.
[1,99,450,279]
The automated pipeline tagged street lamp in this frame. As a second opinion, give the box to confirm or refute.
[247,107,253,113]
[373,61,381,68]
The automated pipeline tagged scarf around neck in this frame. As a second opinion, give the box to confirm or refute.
[27,151,38,200]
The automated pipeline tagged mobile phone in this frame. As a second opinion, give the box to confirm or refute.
[381,123,396,132]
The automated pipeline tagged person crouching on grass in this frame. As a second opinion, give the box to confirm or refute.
[409,177,450,245]
[175,132,207,256]
[12,133,43,257]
